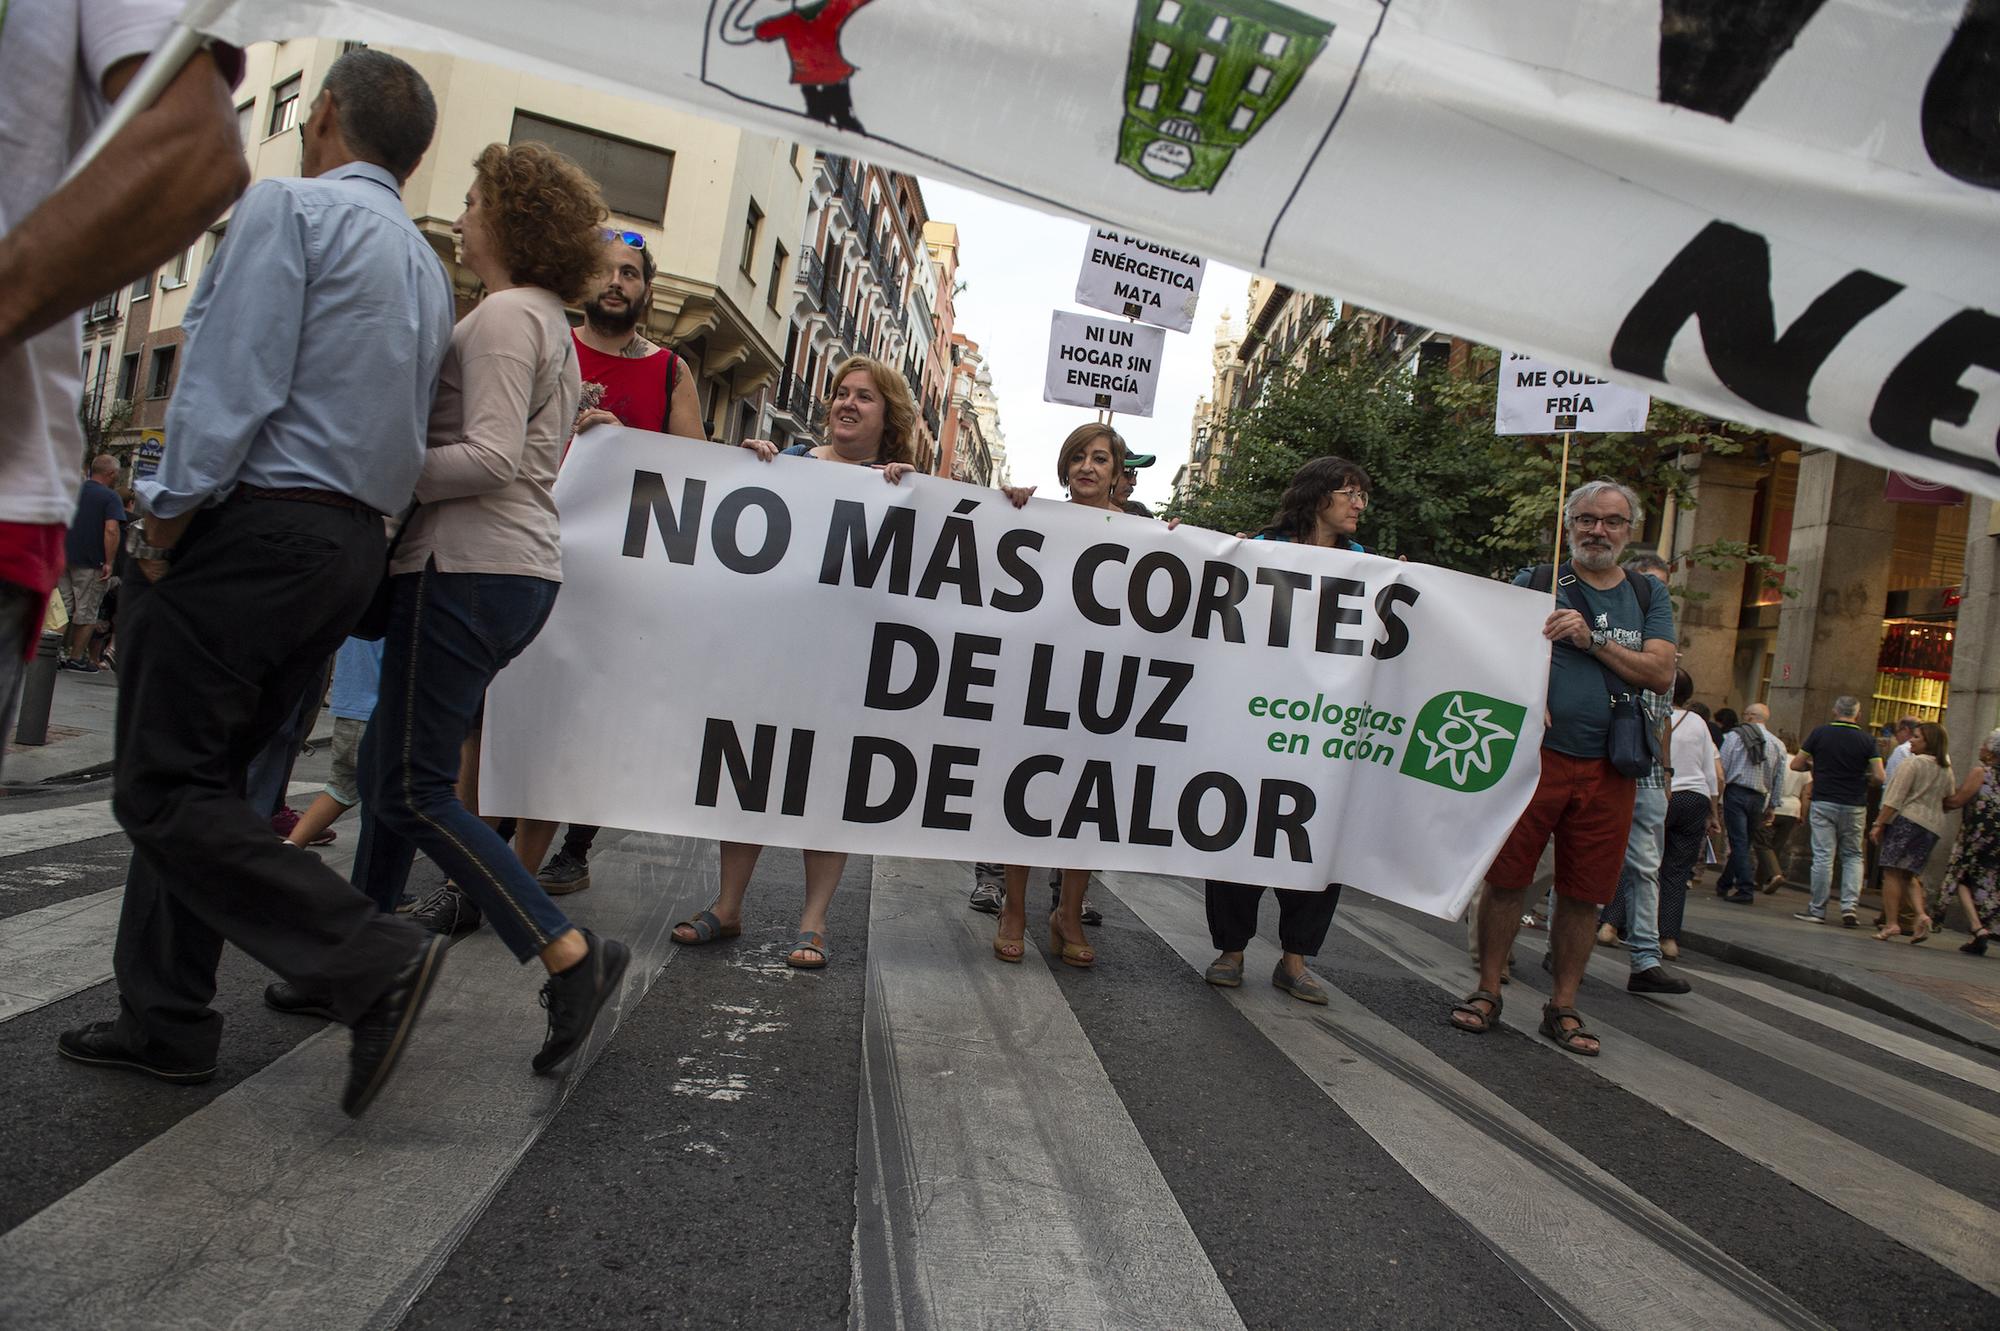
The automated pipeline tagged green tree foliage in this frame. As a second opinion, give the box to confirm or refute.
[1168,318,1783,593]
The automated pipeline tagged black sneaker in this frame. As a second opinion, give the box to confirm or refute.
[344,934,449,1117]
[537,850,591,896]
[55,1021,215,1084]
[1049,890,1103,927]
[264,981,339,1020]
[411,884,482,938]
[533,929,630,1075]
[1628,965,1692,994]
[1841,912,1860,928]
[968,880,1002,914]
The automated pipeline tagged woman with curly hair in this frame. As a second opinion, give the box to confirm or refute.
[1258,453,1372,552]
[678,354,918,969]
[351,142,630,1074]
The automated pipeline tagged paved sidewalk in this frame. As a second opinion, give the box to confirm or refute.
[2,663,122,788]
[1675,878,2000,1055]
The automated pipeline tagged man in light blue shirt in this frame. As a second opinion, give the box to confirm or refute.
[59,50,456,1119]
[1714,702,1786,903]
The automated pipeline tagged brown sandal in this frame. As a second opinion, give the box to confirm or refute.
[1539,1003,1600,1057]
[1450,990,1502,1033]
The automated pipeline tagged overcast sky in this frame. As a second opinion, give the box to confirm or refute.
[919,179,1248,510]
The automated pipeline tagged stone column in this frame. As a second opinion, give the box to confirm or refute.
[1668,454,1764,710]
[1946,496,1999,770]
[1766,450,1896,741]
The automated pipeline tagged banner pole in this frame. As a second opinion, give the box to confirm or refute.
[1549,430,1572,597]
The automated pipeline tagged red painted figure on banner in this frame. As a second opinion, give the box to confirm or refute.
[728,0,879,132]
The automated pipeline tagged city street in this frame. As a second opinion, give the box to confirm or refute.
[2,751,1997,1330]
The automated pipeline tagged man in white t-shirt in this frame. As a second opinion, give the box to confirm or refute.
[1884,717,1919,781]
[0,1,245,764]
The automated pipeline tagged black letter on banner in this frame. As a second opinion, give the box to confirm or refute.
[1254,781,1317,861]
[1058,760,1120,841]
[991,529,1046,612]
[1072,544,1129,626]
[1372,585,1421,660]
[916,501,984,604]
[624,472,704,561]
[1192,560,1249,642]
[1078,651,1139,735]
[1923,1,2000,190]
[1136,660,1193,742]
[781,729,815,816]
[844,737,917,823]
[712,487,790,574]
[1609,221,1901,421]
[922,745,980,831]
[1654,0,1829,121]
[1128,551,1191,634]
[1178,772,1248,853]
[1870,309,2000,480]
[821,499,915,593]
[1128,766,1175,846]
[943,633,1002,721]
[863,622,939,711]
[696,718,774,811]
[1024,643,1072,730]
[1315,577,1367,656]
[1256,567,1310,648]
[1004,755,1062,836]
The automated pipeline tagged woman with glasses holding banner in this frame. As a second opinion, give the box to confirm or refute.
[676,354,916,969]
[1199,455,1372,1003]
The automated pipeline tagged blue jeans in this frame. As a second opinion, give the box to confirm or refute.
[1807,800,1868,918]
[352,564,565,962]
[1716,784,1765,895]
[1615,784,1668,971]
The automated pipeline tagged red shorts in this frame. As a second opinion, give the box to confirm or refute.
[1485,749,1636,906]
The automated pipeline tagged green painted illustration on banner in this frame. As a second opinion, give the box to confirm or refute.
[1119,0,1332,192]
[1398,691,1528,794]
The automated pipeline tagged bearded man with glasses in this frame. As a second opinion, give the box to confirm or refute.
[1448,479,1676,1057]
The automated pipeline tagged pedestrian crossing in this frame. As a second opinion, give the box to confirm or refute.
[1,813,1996,1329]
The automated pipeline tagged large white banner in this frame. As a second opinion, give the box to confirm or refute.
[199,0,2000,497]
[480,430,1553,919]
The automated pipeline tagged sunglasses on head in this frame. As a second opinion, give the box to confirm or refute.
[604,229,646,251]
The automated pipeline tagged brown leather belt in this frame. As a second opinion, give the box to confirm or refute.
[232,483,381,521]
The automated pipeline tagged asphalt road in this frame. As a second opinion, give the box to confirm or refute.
[2,761,1997,1330]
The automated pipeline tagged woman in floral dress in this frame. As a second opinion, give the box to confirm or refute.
[1942,727,2000,955]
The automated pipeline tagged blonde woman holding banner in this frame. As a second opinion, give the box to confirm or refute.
[986,423,1129,969]
[675,355,915,969]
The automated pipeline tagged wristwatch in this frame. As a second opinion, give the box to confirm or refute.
[132,540,175,561]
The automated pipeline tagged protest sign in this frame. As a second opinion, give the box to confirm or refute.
[192,0,2000,497]
[479,430,1553,920]
[1045,311,1167,416]
[1076,228,1206,333]
[1495,353,1652,436]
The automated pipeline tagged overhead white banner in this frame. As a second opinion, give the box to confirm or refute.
[195,0,2000,497]
[1076,228,1206,333]
[1495,352,1652,436]
[1044,310,1167,416]
[480,430,1553,919]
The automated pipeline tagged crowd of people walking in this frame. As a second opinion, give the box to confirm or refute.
[7,36,1998,1119]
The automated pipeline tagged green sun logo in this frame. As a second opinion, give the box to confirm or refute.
[1398,692,1527,793]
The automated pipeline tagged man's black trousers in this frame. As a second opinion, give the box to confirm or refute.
[109,498,421,1066]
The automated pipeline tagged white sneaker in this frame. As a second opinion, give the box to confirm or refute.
[1791,910,1824,923]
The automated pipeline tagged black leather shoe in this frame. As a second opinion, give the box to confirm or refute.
[344,935,448,1118]
[264,981,339,1021]
[533,929,630,1075]
[411,885,483,938]
[56,1021,215,1084]
[1627,965,1692,994]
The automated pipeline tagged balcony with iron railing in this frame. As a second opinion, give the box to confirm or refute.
[797,247,825,310]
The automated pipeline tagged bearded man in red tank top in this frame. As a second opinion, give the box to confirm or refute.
[524,232,710,893]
